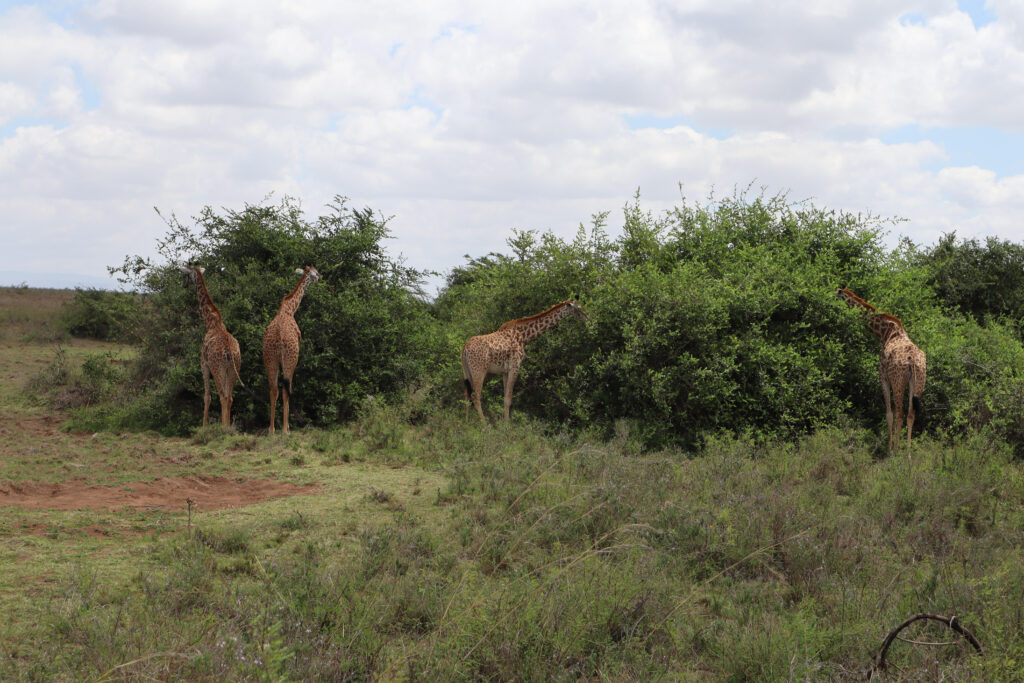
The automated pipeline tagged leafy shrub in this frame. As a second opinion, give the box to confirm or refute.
[104,196,441,435]
[59,288,142,342]
[430,188,1024,450]
[27,347,127,410]
[917,232,1024,323]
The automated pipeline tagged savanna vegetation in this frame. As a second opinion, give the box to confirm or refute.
[4,188,1024,680]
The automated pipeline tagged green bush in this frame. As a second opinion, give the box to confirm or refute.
[59,288,143,342]
[434,189,1024,450]
[917,231,1024,323]
[70,187,1024,450]
[105,196,441,435]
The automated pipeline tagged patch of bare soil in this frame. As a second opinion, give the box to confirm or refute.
[0,475,319,511]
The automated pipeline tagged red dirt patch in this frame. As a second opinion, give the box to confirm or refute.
[0,475,319,511]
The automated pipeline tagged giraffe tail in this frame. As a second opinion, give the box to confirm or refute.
[461,351,473,402]
[226,350,259,402]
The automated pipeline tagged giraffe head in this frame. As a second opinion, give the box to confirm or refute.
[834,287,877,311]
[563,298,588,321]
[296,265,321,284]
[177,264,205,288]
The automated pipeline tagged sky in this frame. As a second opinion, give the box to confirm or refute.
[1,0,1023,293]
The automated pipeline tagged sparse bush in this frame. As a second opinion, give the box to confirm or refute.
[59,288,142,342]
[27,346,127,409]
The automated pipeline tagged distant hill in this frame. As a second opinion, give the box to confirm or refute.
[0,271,123,290]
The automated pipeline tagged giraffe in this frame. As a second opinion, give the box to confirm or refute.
[462,299,587,422]
[263,265,321,435]
[835,288,927,454]
[178,265,247,428]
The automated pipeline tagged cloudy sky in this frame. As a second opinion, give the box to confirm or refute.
[1,0,1021,292]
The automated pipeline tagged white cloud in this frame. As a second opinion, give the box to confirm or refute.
[1,0,1024,289]
[0,82,36,124]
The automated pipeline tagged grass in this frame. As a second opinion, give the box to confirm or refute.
[3,288,1024,680]
[0,285,73,344]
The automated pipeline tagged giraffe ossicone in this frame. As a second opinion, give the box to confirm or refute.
[461,299,587,423]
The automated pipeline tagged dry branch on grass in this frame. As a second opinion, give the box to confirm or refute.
[864,613,982,680]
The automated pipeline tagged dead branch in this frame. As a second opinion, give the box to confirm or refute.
[870,613,982,679]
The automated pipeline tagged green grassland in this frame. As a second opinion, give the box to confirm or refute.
[3,288,1024,680]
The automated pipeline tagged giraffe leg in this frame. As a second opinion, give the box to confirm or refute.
[907,363,924,455]
[502,368,519,421]
[880,376,894,452]
[221,391,233,427]
[282,372,292,435]
[906,392,915,455]
[267,364,278,436]
[202,363,211,427]
[892,388,905,457]
[281,349,298,435]
[214,364,234,427]
[891,374,907,458]
[472,371,487,423]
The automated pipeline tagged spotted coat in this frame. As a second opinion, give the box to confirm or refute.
[179,265,244,427]
[263,266,320,435]
[836,288,927,454]
[461,300,587,422]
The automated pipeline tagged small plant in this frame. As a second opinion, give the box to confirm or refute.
[191,423,235,444]
[278,511,313,532]
[368,488,392,504]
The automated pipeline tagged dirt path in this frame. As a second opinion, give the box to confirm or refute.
[0,475,319,511]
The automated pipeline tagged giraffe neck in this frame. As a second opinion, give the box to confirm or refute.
[278,273,312,318]
[837,289,877,314]
[193,270,225,332]
[510,304,570,344]
[869,315,908,345]
[837,289,904,344]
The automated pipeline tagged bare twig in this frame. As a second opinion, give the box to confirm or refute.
[871,613,982,679]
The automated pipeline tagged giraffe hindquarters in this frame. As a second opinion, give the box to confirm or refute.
[280,345,299,397]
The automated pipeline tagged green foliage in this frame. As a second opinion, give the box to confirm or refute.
[918,231,1024,323]
[20,419,1024,681]
[436,190,905,447]
[432,188,1024,450]
[59,288,143,342]
[106,196,438,435]
[59,186,1024,451]
[27,346,128,410]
